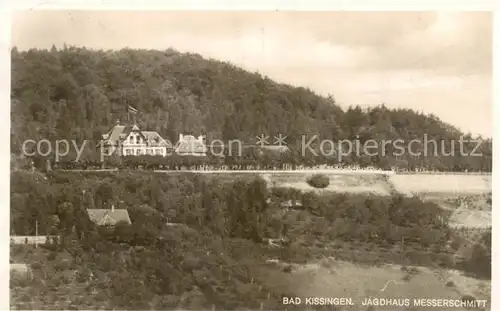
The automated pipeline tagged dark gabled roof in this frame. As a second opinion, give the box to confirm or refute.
[99,124,137,147]
[86,209,131,226]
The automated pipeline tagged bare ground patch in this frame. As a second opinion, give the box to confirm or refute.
[388,175,491,197]
[263,173,392,196]
[258,258,490,311]
[421,193,492,229]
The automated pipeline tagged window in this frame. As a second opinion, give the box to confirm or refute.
[125,149,132,156]
[155,149,163,155]
[147,149,153,155]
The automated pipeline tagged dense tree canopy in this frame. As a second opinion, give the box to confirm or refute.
[11,46,491,172]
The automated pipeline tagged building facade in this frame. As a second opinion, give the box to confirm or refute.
[174,133,208,156]
[98,121,172,156]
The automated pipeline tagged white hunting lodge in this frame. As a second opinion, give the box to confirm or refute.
[98,120,208,157]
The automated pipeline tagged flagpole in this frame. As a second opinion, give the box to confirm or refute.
[35,220,38,249]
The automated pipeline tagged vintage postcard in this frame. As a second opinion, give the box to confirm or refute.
[6,6,494,311]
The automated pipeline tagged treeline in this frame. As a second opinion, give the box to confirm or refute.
[11,46,492,172]
[7,170,468,249]
[35,151,299,171]
[24,147,492,173]
[9,170,463,261]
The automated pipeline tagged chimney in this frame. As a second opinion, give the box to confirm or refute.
[111,204,115,212]
[179,133,183,142]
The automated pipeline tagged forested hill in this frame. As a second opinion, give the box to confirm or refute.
[11,46,491,171]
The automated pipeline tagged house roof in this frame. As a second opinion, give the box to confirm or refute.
[106,125,132,141]
[86,209,132,226]
[99,124,135,146]
[99,123,170,148]
[174,135,207,155]
[142,131,172,147]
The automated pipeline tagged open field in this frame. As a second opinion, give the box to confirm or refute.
[388,174,492,196]
[264,173,391,195]
[258,258,490,311]
[259,172,391,196]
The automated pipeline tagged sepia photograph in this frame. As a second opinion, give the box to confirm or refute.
[8,9,492,311]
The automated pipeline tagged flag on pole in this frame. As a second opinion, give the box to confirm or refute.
[35,220,38,249]
[128,105,138,114]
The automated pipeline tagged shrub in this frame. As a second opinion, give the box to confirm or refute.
[54,259,71,272]
[47,252,57,261]
[462,228,491,279]
[486,192,492,205]
[306,174,330,189]
[463,244,491,279]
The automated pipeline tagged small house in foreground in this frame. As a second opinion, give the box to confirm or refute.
[86,205,132,227]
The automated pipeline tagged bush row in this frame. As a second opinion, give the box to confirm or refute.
[25,151,492,173]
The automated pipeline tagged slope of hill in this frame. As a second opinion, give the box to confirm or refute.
[11,46,491,171]
[388,174,492,197]
[10,171,491,309]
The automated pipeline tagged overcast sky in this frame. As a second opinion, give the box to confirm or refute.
[11,11,492,137]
